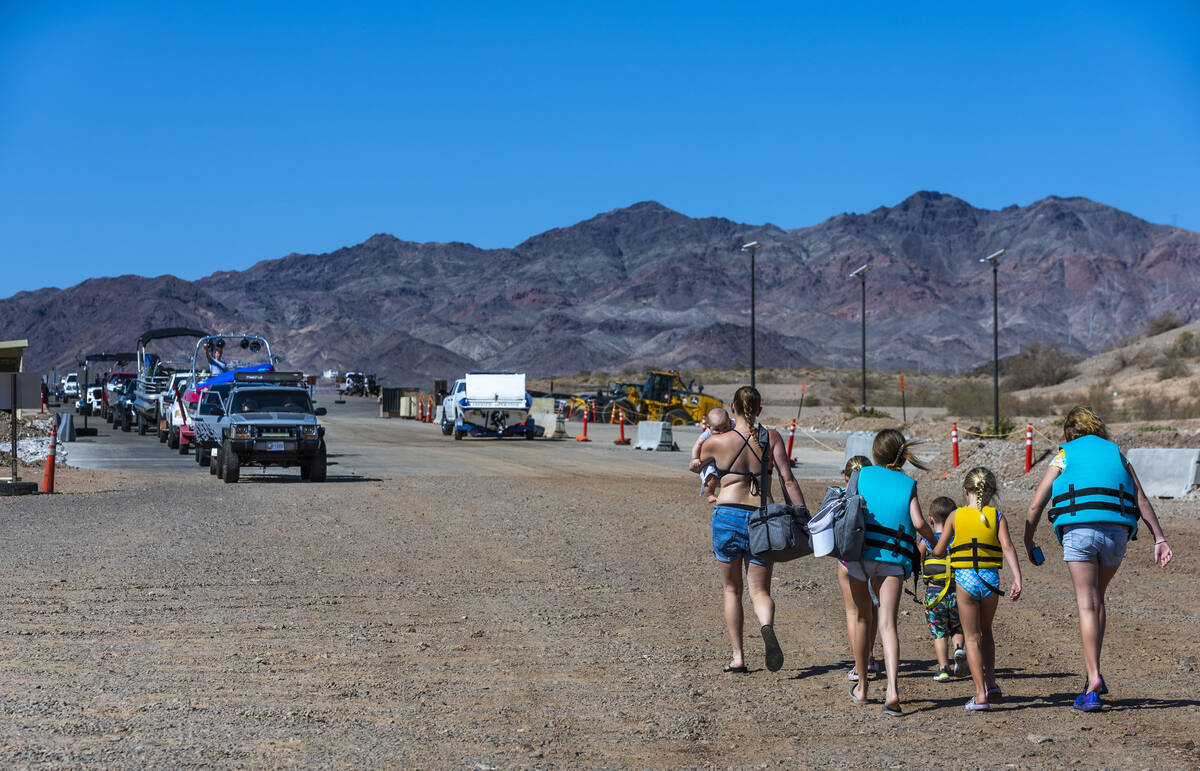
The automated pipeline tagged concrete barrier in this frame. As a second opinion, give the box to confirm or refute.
[635,421,679,451]
[434,405,445,425]
[843,432,874,467]
[56,412,76,443]
[529,411,567,439]
[1126,448,1199,499]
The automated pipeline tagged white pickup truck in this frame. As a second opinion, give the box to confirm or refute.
[440,372,534,440]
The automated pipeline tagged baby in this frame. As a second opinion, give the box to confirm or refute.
[689,407,733,503]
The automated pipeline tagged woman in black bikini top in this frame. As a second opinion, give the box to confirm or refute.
[698,386,805,675]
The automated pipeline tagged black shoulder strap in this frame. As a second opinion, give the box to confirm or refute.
[758,426,770,511]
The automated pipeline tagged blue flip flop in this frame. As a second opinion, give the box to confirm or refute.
[1073,691,1102,712]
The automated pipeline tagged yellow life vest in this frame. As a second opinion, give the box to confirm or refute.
[921,547,954,609]
[948,506,1004,571]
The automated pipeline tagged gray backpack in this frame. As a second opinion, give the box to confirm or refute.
[816,469,866,561]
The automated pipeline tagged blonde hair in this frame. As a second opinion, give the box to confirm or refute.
[731,386,761,433]
[1062,405,1109,442]
[843,455,871,477]
[963,466,998,507]
[871,428,929,471]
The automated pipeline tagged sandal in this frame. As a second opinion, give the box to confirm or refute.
[761,624,783,672]
[965,696,991,711]
[849,686,867,704]
[881,702,903,717]
[723,664,748,674]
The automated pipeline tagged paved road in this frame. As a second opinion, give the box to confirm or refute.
[62,398,847,480]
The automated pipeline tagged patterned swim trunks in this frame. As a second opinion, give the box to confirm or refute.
[924,587,962,638]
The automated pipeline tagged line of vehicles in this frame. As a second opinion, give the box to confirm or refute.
[62,329,328,483]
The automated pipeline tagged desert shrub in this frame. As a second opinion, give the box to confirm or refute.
[1145,311,1184,337]
[944,381,992,418]
[1011,394,1052,416]
[1113,347,1156,371]
[1140,424,1176,432]
[848,407,892,419]
[1156,357,1189,381]
[1167,331,1196,359]
[803,395,821,407]
[1001,342,1080,390]
[1118,392,1198,421]
[982,416,1017,438]
[832,371,883,408]
[1084,383,1116,418]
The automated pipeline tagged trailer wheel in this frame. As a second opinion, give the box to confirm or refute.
[222,441,239,483]
[137,414,148,435]
[453,427,464,440]
[122,411,132,432]
[197,446,210,467]
[167,428,179,449]
[157,423,168,443]
[178,438,189,455]
[440,417,453,436]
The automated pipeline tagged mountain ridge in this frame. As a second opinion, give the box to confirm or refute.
[3,192,1196,384]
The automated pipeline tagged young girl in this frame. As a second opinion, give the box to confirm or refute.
[834,456,879,683]
[933,467,1023,711]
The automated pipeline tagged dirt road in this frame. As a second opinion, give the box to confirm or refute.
[1,409,1197,767]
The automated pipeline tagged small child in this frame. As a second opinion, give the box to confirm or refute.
[689,407,733,502]
[918,496,967,681]
[933,467,1023,711]
[838,455,881,682]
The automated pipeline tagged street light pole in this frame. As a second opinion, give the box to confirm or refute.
[980,249,1006,435]
[741,242,762,388]
[849,263,872,414]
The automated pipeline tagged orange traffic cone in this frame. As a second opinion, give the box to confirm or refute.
[40,430,56,493]
[614,408,630,445]
[575,408,591,442]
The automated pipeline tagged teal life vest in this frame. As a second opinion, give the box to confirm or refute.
[857,466,918,578]
[1048,435,1139,544]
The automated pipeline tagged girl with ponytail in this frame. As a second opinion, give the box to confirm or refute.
[932,467,1023,711]
[698,385,806,674]
[844,429,938,715]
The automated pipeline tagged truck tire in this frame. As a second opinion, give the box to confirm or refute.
[222,441,240,483]
[453,427,464,440]
[307,441,327,482]
[167,428,179,449]
[664,407,691,426]
[137,413,148,435]
[157,423,168,443]
[197,446,210,467]
[178,438,189,455]
[440,417,453,436]
[122,411,132,432]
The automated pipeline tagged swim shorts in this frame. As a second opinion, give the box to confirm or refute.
[924,587,962,638]
[842,560,905,582]
[1061,523,1129,567]
[712,504,766,566]
[955,568,1001,600]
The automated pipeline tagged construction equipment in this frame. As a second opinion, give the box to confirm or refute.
[576,370,722,426]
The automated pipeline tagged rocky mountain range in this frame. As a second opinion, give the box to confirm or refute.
[3,191,1197,385]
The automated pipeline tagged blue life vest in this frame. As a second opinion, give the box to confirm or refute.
[1048,435,1139,543]
[857,466,918,577]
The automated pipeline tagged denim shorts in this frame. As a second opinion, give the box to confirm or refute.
[712,505,766,566]
[1061,523,1129,567]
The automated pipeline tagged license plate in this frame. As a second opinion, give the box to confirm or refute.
[267,441,284,451]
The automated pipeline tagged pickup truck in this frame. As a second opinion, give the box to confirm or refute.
[440,372,535,440]
[210,371,328,483]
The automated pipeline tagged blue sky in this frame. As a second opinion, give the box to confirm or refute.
[2,1,1198,296]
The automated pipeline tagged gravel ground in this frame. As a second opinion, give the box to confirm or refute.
[0,462,1197,767]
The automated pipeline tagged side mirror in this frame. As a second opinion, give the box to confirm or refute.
[314,407,327,416]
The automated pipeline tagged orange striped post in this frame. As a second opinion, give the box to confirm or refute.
[952,422,960,469]
[40,429,56,493]
[614,408,630,445]
[1025,423,1033,473]
[576,407,591,442]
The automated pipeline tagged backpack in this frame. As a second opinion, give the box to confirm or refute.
[809,469,866,561]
